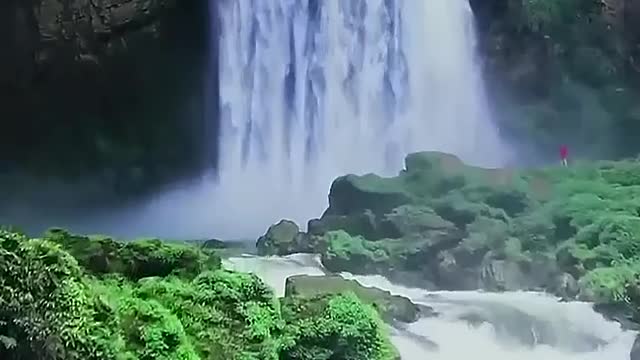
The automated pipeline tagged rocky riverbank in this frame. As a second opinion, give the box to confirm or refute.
[2,151,640,359]
[257,151,640,326]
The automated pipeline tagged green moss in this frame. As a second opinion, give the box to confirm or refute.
[325,230,376,260]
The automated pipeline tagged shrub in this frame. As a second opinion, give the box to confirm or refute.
[280,292,398,360]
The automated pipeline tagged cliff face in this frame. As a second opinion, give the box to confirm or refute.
[33,0,175,60]
[0,0,213,195]
[471,0,640,162]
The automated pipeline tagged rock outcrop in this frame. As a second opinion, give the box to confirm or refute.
[285,275,426,324]
[256,219,319,256]
[259,151,640,323]
[0,0,211,195]
[33,0,175,63]
[3,0,181,86]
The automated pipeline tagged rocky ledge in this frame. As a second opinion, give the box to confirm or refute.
[285,274,431,324]
[257,151,640,326]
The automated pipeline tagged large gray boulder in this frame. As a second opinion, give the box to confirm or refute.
[256,220,318,256]
[285,274,425,324]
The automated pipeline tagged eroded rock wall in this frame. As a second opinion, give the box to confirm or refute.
[0,0,213,200]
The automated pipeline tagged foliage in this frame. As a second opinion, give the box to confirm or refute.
[44,228,221,280]
[0,229,398,360]
[0,230,111,360]
[579,259,640,303]
[478,0,640,158]
[316,151,640,311]
[280,292,398,360]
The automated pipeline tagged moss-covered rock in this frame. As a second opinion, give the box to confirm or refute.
[284,275,422,324]
[380,205,458,239]
[287,151,640,316]
[256,220,315,256]
[325,174,412,216]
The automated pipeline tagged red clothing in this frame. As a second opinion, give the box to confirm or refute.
[560,145,568,159]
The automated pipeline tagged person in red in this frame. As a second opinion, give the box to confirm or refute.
[560,145,568,167]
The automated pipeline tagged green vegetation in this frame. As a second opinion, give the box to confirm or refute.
[476,0,640,158]
[290,152,640,317]
[280,292,398,360]
[285,275,420,324]
[0,229,397,360]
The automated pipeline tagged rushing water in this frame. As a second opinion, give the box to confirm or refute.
[12,0,510,240]
[224,254,636,360]
[204,0,508,238]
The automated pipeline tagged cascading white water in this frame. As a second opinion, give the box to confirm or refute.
[224,254,637,360]
[208,0,508,238]
[52,0,510,240]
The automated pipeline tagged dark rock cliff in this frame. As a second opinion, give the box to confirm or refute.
[470,0,640,161]
[0,0,215,197]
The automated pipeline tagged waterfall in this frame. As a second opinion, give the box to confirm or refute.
[209,0,508,238]
[49,0,510,240]
[224,254,637,360]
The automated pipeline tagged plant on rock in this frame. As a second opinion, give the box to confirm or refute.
[280,292,398,360]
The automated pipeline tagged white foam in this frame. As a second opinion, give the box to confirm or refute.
[224,253,636,360]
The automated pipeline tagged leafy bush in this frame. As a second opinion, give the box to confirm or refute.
[44,228,221,280]
[0,230,110,360]
[280,292,398,360]
[579,260,640,303]
[0,229,398,360]
[118,297,199,360]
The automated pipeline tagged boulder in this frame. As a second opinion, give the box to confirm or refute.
[256,220,314,256]
[480,258,528,291]
[400,152,470,199]
[201,239,227,249]
[320,230,465,289]
[379,205,458,239]
[631,335,640,360]
[319,231,393,277]
[284,274,423,323]
[436,251,481,290]
[307,210,380,239]
[310,204,462,242]
[325,174,412,216]
[549,272,579,299]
